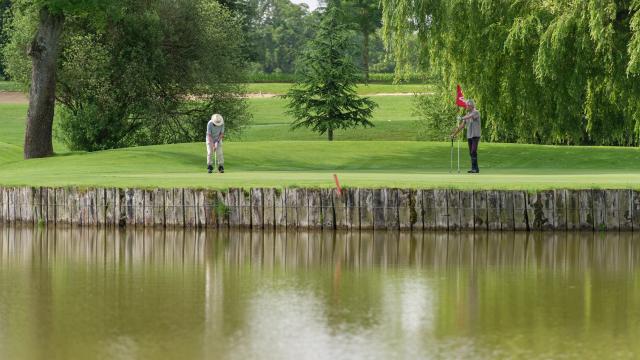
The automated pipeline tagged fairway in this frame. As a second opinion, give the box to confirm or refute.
[246,96,418,141]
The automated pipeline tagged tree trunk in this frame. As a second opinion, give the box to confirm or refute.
[328,128,334,141]
[24,7,64,159]
[362,32,370,83]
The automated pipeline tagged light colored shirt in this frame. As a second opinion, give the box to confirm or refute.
[465,109,481,139]
[206,120,224,143]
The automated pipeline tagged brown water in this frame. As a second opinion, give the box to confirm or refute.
[1,227,639,359]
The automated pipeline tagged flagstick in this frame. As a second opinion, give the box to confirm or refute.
[457,137,460,173]
[450,117,455,174]
[455,84,466,174]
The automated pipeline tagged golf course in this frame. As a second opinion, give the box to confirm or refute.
[4,2,640,359]
[1,82,639,190]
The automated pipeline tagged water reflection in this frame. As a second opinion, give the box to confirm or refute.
[1,227,639,359]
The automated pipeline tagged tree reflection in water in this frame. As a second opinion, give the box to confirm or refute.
[1,226,639,359]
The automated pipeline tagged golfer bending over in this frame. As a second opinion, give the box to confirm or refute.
[451,99,481,173]
[206,114,224,174]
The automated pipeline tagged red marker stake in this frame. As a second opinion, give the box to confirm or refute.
[333,174,342,196]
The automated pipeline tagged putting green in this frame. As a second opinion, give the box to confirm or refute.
[0,141,639,189]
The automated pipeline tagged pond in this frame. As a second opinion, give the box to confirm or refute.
[1,227,639,359]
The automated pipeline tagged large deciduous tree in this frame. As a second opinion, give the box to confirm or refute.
[5,0,250,152]
[285,6,376,141]
[23,5,62,158]
[340,0,382,82]
[15,0,112,158]
[252,0,318,74]
[382,0,640,146]
[217,0,260,63]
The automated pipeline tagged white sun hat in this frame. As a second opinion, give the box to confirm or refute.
[211,114,224,126]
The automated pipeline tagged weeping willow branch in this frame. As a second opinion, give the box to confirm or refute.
[381,0,640,146]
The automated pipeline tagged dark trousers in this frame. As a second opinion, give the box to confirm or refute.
[467,137,480,171]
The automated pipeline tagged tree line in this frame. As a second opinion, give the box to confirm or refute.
[383,0,640,146]
[237,0,400,81]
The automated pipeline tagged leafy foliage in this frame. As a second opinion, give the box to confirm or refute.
[249,0,318,74]
[1,0,35,87]
[339,0,382,80]
[414,84,458,141]
[4,0,250,151]
[0,0,13,78]
[382,0,640,146]
[246,0,399,76]
[285,6,377,140]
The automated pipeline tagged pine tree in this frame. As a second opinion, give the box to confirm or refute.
[285,6,376,141]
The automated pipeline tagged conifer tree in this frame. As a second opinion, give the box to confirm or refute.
[285,6,376,141]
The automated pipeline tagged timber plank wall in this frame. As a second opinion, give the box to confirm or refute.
[0,187,638,231]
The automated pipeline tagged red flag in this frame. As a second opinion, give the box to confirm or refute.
[456,84,467,108]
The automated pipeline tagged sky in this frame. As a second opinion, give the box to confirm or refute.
[290,0,321,11]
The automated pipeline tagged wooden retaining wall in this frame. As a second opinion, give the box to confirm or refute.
[0,187,638,231]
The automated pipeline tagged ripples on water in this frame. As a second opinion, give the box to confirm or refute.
[1,226,639,359]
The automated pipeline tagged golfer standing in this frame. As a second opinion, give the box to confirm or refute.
[451,99,481,173]
[206,114,225,173]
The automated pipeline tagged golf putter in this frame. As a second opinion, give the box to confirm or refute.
[214,145,217,173]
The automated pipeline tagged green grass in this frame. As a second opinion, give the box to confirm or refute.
[0,104,29,146]
[245,96,418,141]
[0,141,640,189]
[0,81,23,92]
[0,142,22,165]
[242,121,419,141]
[246,83,430,95]
[0,103,67,152]
[249,96,416,125]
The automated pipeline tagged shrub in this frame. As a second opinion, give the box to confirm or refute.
[414,83,460,141]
